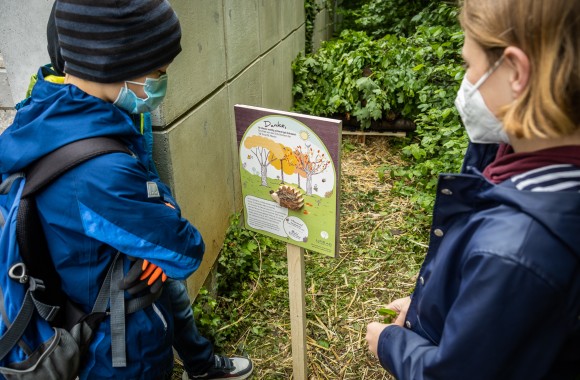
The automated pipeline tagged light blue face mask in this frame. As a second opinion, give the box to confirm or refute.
[113,74,168,114]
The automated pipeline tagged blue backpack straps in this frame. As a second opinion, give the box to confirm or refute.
[0,174,23,227]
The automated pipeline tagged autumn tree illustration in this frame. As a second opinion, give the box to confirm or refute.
[268,145,297,184]
[244,136,284,186]
[296,168,307,189]
[293,145,331,195]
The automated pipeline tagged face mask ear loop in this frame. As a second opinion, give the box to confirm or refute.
[123,75,167,101]
[122,80,147,101]
[468,55,506,97]
[124,80,146,87]
[125,73,167,88]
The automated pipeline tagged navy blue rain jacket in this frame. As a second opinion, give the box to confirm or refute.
[378,143,580,379]
[0,67,205,379]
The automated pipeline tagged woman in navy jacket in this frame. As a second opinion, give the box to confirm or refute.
[366,0,580,378]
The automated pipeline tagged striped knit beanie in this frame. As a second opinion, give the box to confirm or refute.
[54,0,181,83]
[47,2,65,75]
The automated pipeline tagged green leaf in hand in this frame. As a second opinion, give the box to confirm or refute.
[378,308,397,323]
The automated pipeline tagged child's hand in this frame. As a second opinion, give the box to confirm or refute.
[366,322,389,357]
[119,257,167,295]
[384,296,411,327]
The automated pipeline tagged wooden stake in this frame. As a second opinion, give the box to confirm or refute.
[287,243,308,379]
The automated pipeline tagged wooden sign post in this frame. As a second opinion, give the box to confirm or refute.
[235,105,341,379]
[287,244,308,379]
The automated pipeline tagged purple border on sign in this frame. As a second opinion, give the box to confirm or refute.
[234,105,342,257]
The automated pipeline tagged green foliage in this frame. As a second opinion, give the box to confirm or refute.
[192,213,287,349]
[336,0,430,37]
[216,214,268,293]
[293,2,462,127]
[304,0,321,54]
[192,288,220,331]
[293,0,466,210]
[338,0,459,38]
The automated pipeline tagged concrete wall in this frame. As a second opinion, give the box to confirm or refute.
[153,0,306,296]
[0,0,307,297]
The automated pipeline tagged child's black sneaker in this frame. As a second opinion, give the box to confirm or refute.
[182,354,253,380]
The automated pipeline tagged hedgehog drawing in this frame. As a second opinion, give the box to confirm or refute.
[269,185,304,210]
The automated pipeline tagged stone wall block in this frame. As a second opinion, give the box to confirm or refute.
[259,0,282,54]
[165,89,234,296]
[227,61,263,211]
[159,1,227,127]
[0,0,51,104]
[224,0,260,79]
[312,8,332,52]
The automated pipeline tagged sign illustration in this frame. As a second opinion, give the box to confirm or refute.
[235,105,341,257]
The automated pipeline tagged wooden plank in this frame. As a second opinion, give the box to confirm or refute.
[287,243,308,380]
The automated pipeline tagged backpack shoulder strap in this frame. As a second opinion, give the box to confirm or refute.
[17,137,157,368]
[0,138,133,361]
[22,137,132,198]
[16,137,132,322]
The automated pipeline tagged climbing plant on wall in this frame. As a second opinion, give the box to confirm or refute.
[304,0,320,54]
[304,0,335,54]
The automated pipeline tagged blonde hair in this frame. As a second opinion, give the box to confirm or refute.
[460,0,580,139]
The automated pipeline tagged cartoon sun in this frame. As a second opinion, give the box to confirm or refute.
[299,131,310,140]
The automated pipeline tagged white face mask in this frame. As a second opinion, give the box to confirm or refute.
[454,56,510,144]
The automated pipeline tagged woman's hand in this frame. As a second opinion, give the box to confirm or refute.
[366,296,412,357]
[366,322,389,357]
[385,296,411,327]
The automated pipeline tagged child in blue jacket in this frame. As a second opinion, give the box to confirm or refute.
[1,0,252,378]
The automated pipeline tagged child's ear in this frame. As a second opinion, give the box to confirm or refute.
[504,46,530,98]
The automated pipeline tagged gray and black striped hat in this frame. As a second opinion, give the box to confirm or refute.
[54,0,181,83]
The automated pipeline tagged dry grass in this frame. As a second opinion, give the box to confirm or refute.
[175,136,426,379]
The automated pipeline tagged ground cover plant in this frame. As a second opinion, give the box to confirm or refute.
[293,0,467,211]
[175,0,468,378]
[176,137,425,379]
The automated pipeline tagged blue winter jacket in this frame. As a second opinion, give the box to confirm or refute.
[0,67,205,379]
[378,143,580,379]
